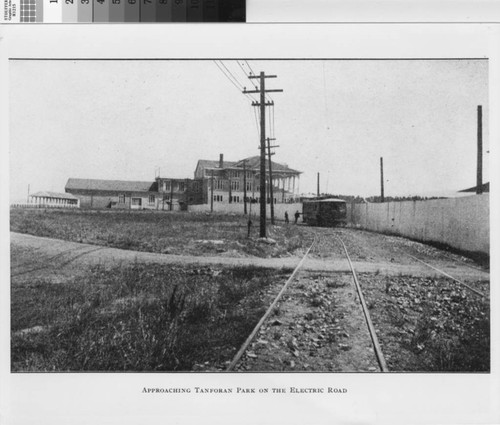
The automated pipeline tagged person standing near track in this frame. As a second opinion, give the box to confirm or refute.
[294,210,301,224]
[284,211,289,224]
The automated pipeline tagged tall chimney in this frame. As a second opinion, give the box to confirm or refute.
[380,157,385,203]
[317,172,320,197]
[219,153,224,169]
[477,105,483,195]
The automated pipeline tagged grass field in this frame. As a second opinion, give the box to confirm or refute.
[10,209,312,258]
[11,262,291,371]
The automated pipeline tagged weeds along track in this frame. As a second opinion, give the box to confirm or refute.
[227,231,388,372]
[406,253,488,299]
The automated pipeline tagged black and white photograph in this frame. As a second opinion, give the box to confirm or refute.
[8,56,491,373]
[1,23,499,425]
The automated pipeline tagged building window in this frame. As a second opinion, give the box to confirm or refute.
[119,194,125,204]
[149,195,155,205]
[230,180,240,191]
[179,182,185,192]
[246,181,252,191]
[215,180,224,190]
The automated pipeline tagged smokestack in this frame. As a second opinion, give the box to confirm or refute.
[317,173,320,197]
[219,153,224,169]
[380,157,385,203]
[477,105,483,195]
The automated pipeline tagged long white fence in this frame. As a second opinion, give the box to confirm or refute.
[348,194,489,254]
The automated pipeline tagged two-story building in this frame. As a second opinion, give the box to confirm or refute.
[194,154,301,205]
[65,153,301,209]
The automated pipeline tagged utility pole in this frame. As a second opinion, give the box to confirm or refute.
[266,137,279,224]
[243,160,248,214]
[27,184,30,204]
[317,173,320,197]
[477,105,483,195]
[170,180,174,211]
[380,157,385,203]
[243,72,283,238]
[210,170,214,212]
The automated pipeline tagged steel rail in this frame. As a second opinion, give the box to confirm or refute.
[226,237,316,371]
[438,253,488,273]
[407,254,487,298]
[337,236,389,373]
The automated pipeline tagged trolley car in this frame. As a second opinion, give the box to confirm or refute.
[302,198,347,227]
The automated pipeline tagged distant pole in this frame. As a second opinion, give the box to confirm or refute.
[27,184,30,203]
[210,170,214,212]
[170,180,174,211]
[243,160,248,214]
[317,173,320,197]
[380,157,385,203]
[477,105,483,195]
[267,138,275,224]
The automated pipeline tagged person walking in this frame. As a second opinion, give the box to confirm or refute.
[294,210,300,224]
[284,211,289,224]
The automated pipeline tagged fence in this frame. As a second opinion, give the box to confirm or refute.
[10,203,79,209]
[188,202,303,221]
[348,194,489,254]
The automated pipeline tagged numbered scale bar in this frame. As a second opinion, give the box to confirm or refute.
[2,0,244,21]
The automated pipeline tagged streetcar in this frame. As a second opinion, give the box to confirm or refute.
[302,198,347,227]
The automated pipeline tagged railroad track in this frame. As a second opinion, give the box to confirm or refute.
[226,228,489,372]
[227,231,389,372]
[406,253,487,298]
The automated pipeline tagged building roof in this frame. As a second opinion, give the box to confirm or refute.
[234,156,301,174]
[196,159,238,170]
[30,191,78,200]
[197,156,301,174]
[459,182,490,193]
[65,178,157,193]
[304,198,346,203]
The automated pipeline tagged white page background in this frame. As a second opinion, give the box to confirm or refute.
[0,22,499,425]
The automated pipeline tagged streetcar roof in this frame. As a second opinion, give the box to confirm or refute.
[303,199,346,203]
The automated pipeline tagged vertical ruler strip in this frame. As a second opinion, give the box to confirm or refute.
[94,0,108,21]
[124,0,139,21]
[43,0,62,22]
[77,0,91,21]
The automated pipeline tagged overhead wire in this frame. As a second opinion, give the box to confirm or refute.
[244,59,274,104]
[213,59,260,143]
[214,60,257,103]
[213,60,243,94]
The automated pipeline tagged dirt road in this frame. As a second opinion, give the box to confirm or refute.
[10,231,489,280]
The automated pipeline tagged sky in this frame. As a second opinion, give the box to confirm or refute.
[9,59,489,202]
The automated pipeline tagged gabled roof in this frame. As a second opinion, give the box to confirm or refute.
[65,178,157,193]
[30,191,78,200]
[197,156,301,174]
[234,156,301,174]
[196,159,238,170]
